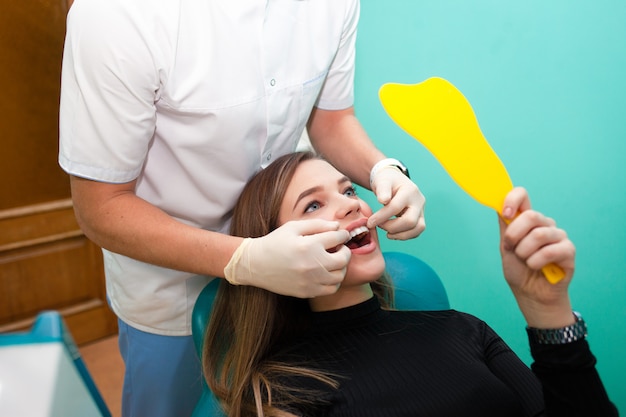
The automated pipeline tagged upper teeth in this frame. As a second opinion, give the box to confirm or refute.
[349,226,368,239]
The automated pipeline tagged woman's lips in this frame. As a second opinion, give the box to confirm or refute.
[326,218,377,254]
[344,219,377,254]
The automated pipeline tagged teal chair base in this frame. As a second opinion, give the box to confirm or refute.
[191,251,449,416]
[0,311,111,417]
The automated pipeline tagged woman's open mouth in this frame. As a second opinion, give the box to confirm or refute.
[345,226,371,249]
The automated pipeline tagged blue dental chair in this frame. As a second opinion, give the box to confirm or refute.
[190,251,450,416]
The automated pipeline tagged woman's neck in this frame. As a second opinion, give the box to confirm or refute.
[308,284,374,312]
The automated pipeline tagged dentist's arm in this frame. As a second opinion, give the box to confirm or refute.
[71,176,350,298]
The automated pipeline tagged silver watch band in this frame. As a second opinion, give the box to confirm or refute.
[526,311,587,345]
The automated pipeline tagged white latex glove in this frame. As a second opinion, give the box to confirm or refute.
[224,219,351,298]
[367,166,426,240]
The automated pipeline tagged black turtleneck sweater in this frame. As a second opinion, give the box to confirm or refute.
[269,297,617,417]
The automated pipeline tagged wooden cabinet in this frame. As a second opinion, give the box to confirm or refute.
[0,0,117,344]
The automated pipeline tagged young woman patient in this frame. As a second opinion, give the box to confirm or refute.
[203,151,616,417]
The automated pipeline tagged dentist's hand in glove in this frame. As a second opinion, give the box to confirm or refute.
[224,219,351,298]
[367,165,426,240]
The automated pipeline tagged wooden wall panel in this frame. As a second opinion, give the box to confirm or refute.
[1,0,117,345]
[0,200,117,345]
[0,0,71,210]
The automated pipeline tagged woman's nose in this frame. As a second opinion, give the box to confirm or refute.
[336,195,361,218]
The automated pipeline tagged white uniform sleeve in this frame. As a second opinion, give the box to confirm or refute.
[59,0,164,183]
[314,0,359,111]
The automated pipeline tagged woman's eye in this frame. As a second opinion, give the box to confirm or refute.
[304,201,321,213]
[343,186,357,197]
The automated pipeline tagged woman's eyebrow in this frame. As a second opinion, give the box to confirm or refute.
[338,175,351,185]
[292,176,352,210]
[294,186,322,210]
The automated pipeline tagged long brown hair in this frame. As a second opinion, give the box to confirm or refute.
[202,152,393,416]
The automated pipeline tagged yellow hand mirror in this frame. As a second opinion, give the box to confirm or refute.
[379,77,564,284]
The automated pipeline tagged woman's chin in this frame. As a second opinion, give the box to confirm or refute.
[345,250,386,284]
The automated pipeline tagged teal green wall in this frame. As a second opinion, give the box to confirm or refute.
[355,1,625,409]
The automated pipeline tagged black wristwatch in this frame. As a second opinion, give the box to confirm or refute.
[526,311,587,345]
